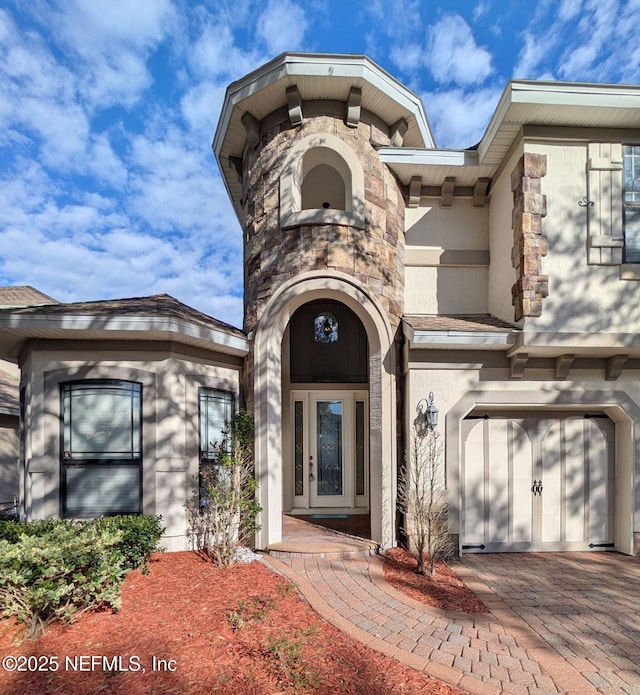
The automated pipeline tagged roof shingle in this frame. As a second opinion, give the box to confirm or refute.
[0,286,58,308]
[0,294,245,337]
[403,314,521,332]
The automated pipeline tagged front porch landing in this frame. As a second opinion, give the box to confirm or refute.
[267,515,379,560]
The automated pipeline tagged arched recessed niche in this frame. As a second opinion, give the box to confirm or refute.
[280,133,365,229]
[301,163,347,212]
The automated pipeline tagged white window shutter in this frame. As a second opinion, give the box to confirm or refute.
[587,143,624,265]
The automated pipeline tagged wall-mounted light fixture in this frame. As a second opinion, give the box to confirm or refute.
[415,391,439,436]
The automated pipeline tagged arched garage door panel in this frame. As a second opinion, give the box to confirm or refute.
[462,415,614,553]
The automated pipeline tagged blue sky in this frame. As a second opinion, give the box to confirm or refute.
[1,0,639,327]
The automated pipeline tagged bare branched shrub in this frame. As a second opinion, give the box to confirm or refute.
[186,411,261,566]
[399,425,454,576]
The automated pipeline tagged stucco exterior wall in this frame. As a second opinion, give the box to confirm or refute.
[405,267,489,314]
[488,147,523,324]
[19,345,241,551]
[405,200,489,249]
[525,140,640,333]
[0,414,19,510]
[404,199,489,314]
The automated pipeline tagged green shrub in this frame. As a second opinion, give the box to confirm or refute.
[0,523,126,639]
[0,515,164,572]
[0,515,164,638]
[93,515,165,572]
[0,519,70,544]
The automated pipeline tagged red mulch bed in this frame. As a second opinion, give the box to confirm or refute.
[383,548,487,613]
[0,552,466,694]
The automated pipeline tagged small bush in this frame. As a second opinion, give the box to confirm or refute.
[186,410,261,566]
[0,515,164,638]
[0,515,164,572]
[0,519,70,544]
[0,523,126,639]
[93,515,165,572]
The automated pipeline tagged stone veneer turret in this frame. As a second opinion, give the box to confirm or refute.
[239,108,406,400]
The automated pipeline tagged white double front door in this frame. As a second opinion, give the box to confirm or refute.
[462,414,615,552]
[290,391,368,510]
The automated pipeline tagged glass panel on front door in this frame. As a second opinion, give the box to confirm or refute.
[316,400,343,496]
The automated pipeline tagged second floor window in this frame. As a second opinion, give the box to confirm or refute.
[623,145,640,262]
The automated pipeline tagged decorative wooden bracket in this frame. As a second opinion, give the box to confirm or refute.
[390,118,408,147]
[555,354,575,379]
[228,156,243,183]
[606,355,628,381]
[408,176,422,207]
[286,86,304,126]
[473,177,491,207]
[440,177,455,208]
[346,87,362,128]
[510,353,529,379]
[241,111,260,149]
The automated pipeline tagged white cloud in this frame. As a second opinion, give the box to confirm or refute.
[389,42,425,73]
[87,134,128,188]
[425,14,493,86]
[256,0,309,56]
[515,0,640,83]
[424,85,503,149]
[46,0,176,109]
[558,0,583,21]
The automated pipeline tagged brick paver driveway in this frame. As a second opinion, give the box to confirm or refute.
[460,552,640,694]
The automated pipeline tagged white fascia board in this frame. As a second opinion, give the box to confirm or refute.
[477,79,640,163]
[509,79,640,108]
[404,323,516,349]
[378,148,480,166]
[0,314,249,356]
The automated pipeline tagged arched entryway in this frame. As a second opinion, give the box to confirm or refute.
[283,300,369,520]
[252,271,397,550]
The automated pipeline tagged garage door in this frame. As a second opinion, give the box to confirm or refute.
[462,414,615,552]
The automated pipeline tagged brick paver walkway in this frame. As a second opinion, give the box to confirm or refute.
[264,552,640,695]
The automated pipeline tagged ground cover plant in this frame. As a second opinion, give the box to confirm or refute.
[0,552,467,695]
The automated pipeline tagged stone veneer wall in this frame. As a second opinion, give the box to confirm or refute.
[240,110,406,404]
[511,153,549,321]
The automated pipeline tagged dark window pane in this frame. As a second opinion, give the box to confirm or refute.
[62,382,141,460]
[355,401,365,496]
[625,206,640,262]
[290,300,368,383]
[316,400,343,496]
[61,380,142,519]
[199,389,234,460]
[294,401,304,496]
[65,465,140,517]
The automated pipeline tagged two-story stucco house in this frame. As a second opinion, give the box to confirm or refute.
[1,53,639,556]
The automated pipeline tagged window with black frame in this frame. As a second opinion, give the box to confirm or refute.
[61,380,142,517]
[198,389,235,498]
[624,145,640,262]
